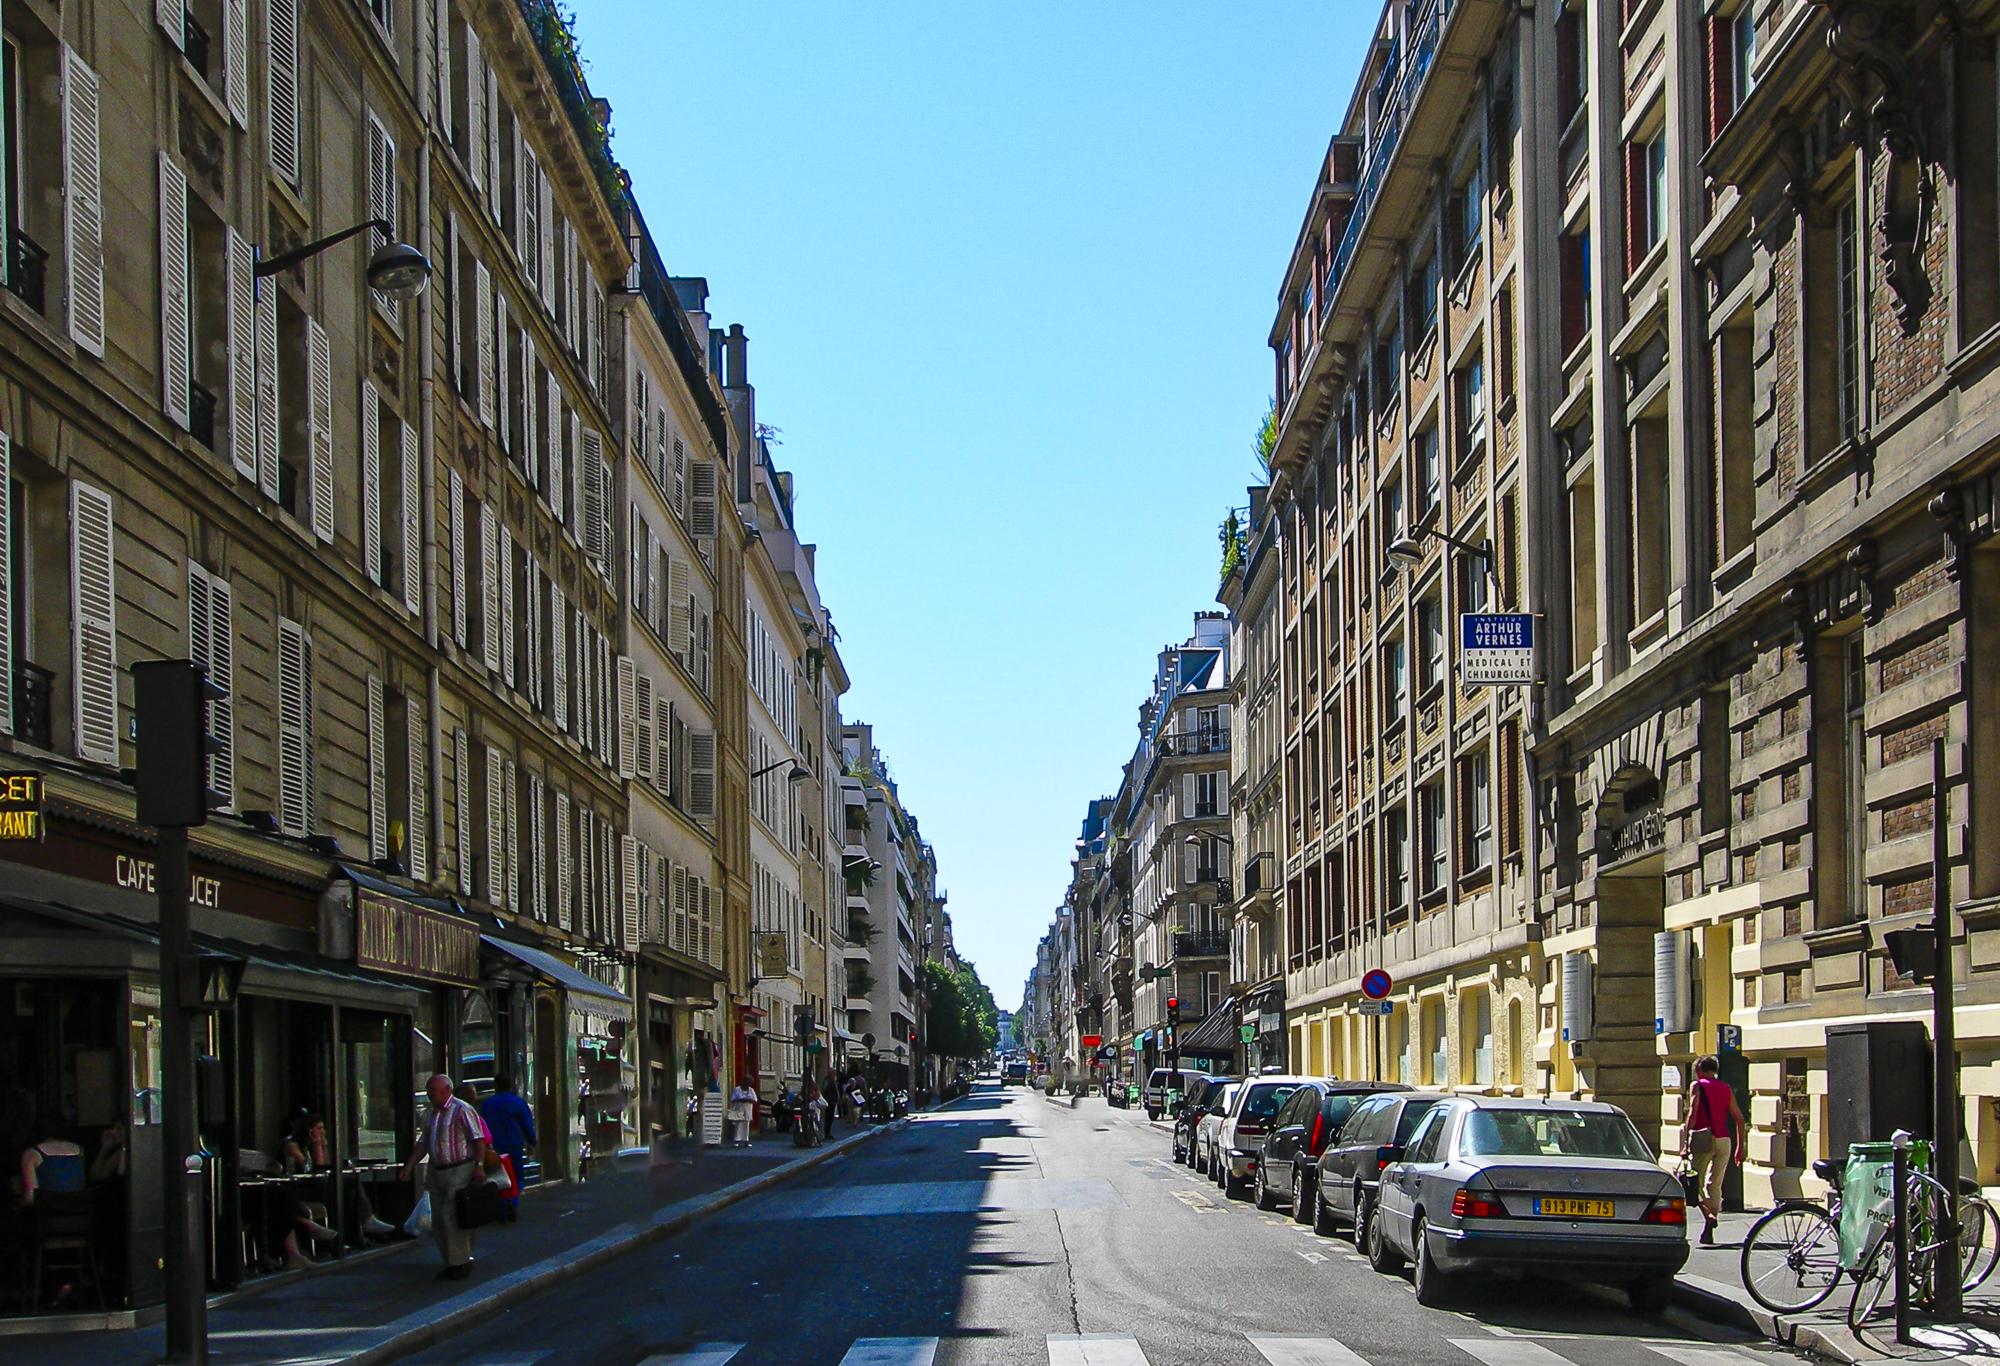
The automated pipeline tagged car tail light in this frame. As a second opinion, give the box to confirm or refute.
[1641,1195,1687,1225]
[1308,1115,1325,1153]
[1450,1188,1507,1219]
[1375,1145,1402,1171]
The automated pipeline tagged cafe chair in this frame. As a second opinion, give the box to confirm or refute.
[28,1190,104,1313]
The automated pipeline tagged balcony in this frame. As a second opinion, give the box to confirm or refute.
[1242,852,1277,898]
[1173,931,1230,959]
[1157,729,1230,758]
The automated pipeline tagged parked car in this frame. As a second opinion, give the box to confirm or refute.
[1312,1090,1448,1241]
[1211,1074,1310,1198]
[1143,1067,1206,1120]
[1255,1079,1409,1220]
[1172,1075,1237,1164]
[1192,1082,1242,1177]
[1367,1097,1689,1310]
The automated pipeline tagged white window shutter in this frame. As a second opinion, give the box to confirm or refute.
[69,481,118,766]
[620,833,639,949]
[197,569,236,809]
[480,501,500,672]
[62,48,105,357]
[500,524,516,686]
[568,410,583,531]
[454,727,471,895]
[448,467,467,647]
[522,343,540,489]
[515,140,533,275]
[615,654,635,779]
[581,428,605,564]
[669,861,686,952]
[554,790,572,930]
[688,729,716,821]
[431,0,450,130]
[1182,839,1196,886]
[655,696,672,796]
[464,28,485,189]
[157,153,191,429]
[1182,773,1196,819]
[668,556,691,658]
[486,744,505,904]
[474,260,495,430]
[484,62,500,219]
[407,696,429,882]
[700,878,714,965]
[226,230,257,480]
[495,295,511,452]
[400,421,421,615]
[502,757,519,912]
[634,671,654,783]
[598,632,612,766]
[0,433,10,733]
[308,318,335,542]
[526,568,543,707]
[690,460,718,540]
[256,281,280,499]
[527,770,546,920]
[277,618,312,836]
[547,373,564,521]
[360,380,381,588]
[366,674,387,861]
[267,0,301,183]
[550,584,567,729]
[223,0,249,128]
[367,115,396,240]
[156,0,184,49]
[1217,770,1231,816]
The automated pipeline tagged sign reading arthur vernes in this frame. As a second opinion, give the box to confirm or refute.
[1459,614,1536,686]
[355,892,480,986]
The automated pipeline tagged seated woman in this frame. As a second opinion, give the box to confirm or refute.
[276,1111,394,1268]
[18,1134,84,1205]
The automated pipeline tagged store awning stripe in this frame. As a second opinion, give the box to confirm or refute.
[1178,995,1242,1056]
[480,935,632,1021]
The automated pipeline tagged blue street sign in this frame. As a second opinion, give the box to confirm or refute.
[1460,613,1536,686]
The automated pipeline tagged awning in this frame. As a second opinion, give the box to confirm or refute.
[1178,996,1242,1059]
[480,936,632,1021]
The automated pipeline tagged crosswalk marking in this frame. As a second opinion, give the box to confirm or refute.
[1049,1334,1151,1366]
[1641,1348,1756,1366]
[839,1339,939,1366]
[636,1350,743,1366]
[1248,1335,1374,1366]
[1450,1339,1574,1366]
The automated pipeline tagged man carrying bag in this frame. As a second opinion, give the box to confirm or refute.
[400,1074,490,1279]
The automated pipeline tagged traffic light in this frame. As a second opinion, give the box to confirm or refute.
[133,660,226,828]
[1166,997,1179,1026]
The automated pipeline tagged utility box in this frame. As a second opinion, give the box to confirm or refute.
[1825,1020,1931,1161]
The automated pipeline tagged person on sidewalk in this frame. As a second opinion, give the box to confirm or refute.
[400,1074,489,1279]
[727,1081,757,1147]
[822,1070,840,1141]
[1681,1054,1746,1246]
[480,1076,536,1223]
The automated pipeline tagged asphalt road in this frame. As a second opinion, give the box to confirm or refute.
[400,1082,1807,1366]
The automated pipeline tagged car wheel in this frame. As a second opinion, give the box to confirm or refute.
[1223,1161,1245,1199]
[1629,1273,1675,1314]
[1255,1164,1280,1211]
[1312,1180,1338,1237]
[1292,1170,1312,1224]
[1146,1107,1159,1121]
[1366,1204,1404,1274]
[1351,1190,1372,1247]
[1412,1215,1453,1307]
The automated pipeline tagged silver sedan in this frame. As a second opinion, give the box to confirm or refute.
[1369,1097,1689,1311]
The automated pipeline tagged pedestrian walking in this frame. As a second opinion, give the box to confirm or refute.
[1680,1055,1746,1246]
[823,1070,840,1140]
[727,1080,757,1147]
[400,1074,490,1279]
[480,1076,536,1223]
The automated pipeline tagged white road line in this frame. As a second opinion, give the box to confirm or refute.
[1450,1340,1573,1366]
[1247,1337,1374,1366]
[637,1349,744,1366]
[1641,1347,1762,1366]
[1297,1249,1330,1264]
[838,1340,939,1366]
[1049,1334,1152,1366]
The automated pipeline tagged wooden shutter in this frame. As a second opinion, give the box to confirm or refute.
[464,29,485,191]
[568,410,583,532]
[256,279,280,498]
[308,318,334,542]
[454,727,472,895]
[502,757,519,912]
[400,421,421,614]
[527,770,545,920]
[158,154,191,429]
[615,653,636,779]
[367,674,388,860]
[62,48,105,357]
[700,878,714,965]
[526,568,543,707]
[480,501,500,671]
[190,566,236,809]
[475,261,495,429]
[671,437,686,519]
[0,433,9,733]
[581,428,605,564]
[368,115,396,240]
[360,381,381,588]
[634,671,655,783]
[1216,768,1230,816]
[620,833,640,949]
[1181,773,1197,820]
[157,0,184,47]
[407,696,428,882]
[267,0,301,183]
[655,696,672,797]
[69,481,118,766]
[484,62,501,219]
[668,557,691,657]
[495,296,511,453]
[551,584,567,728]
[1182,838,1196,886]
[226,230,257,479]
[669,861,686,952]
[688,728,716,820]
[689,460,718,539]
[554,790,572,930]
[547,373,563,520]
[486,744,504,904]
[431,0,450,130]
[695,611,710,694]
[223,0,249,127]
[500,524,516,686]
[448,467,467,646]
[277,617,312,836]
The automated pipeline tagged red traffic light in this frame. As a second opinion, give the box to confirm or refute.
[1166,998,1178,1010]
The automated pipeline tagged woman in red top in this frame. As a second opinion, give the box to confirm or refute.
[1681,1055,1748,1245]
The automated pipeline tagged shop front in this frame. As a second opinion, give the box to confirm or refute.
[634,954,720,1145]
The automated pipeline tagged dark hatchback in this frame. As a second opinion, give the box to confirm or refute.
[1171,1074,1238,1164]
[1310,1089,1450,1240]
[1254,1080,1410,1220]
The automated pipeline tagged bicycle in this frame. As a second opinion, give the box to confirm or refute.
[1846,1164,2000,1330]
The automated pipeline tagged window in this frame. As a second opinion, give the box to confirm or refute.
[1410,253,1440,338]
[1420,782,1448,894]
[1415,426,1441,515]
[1459,531,1489,613]
[1843,634,1867,921]
[1386,806,1410,914]
[1733,10,1756,105]
[1709,7,1757,137]
[1447,164,1483,277]
[1568,470,1598,673]
[1494,289,1516,407]
[1416,596,1444,695]
[1713,322,1755,565]
[1455,357,1484,457]
[1556,8,1587,127]
[1194,770,1220,818]
[1463,751,1492,871]
[1406,1099,1448,1162]
[1382,635,1407,724]
[1372,323,1401,409]
[1380,476,1404,562]
[1836,200,1862,440]
[1560,229,1590,355]
[1629,416,1668,626]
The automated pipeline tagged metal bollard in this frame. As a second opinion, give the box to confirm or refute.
[1893,1130,1911,1345]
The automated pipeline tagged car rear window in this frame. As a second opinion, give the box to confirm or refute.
[1460,1108,1653,1161]
[1393,1099,1441,1143]
[1321,1093,1365,1133]
[1238,1082,1301,1121]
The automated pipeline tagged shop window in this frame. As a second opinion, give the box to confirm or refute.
[1424,998,1447,1086]
[1462,989,1493,1086]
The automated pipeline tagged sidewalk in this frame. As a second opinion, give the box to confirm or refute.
[4,1117,908,1366]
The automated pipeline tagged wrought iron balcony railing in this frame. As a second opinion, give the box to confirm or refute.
[1173,931,1230,959]
[1157,729,1230,757]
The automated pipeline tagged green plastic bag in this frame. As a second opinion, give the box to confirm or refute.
[1840,1140,1929,1271]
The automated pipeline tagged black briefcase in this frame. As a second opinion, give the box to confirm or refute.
[455,1178,506,1230]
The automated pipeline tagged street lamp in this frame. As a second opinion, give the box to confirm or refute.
[750,758,812,783]
[1385,525,1492,575]
[255,218,431,299]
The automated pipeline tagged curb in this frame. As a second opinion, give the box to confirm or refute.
[1672,1272,1874,1363]
[331,1114,916,1366]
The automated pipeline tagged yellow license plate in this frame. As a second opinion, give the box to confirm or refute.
[1534,1197,1614,1218]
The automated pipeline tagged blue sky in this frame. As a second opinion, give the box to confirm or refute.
[573,3,1373,1009]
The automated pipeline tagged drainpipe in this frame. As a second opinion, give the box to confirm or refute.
[418,67,445,895]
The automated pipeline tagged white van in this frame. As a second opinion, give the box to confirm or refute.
[1143,1066,1207,1120]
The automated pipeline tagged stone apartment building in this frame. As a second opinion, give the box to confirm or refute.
[1258,0,2000,1202]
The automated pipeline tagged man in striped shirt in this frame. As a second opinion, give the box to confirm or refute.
[400,1073,490,1278]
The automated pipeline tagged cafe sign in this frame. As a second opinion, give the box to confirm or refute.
[355,891,480,986]
[0,772,44,841]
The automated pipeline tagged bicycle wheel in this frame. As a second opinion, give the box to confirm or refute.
[1848,1234,1895,1331]
[1740,1203,1843,1312]
[1960,1196,1998,1293]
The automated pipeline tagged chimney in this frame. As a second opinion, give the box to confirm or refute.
[724,324,748,389]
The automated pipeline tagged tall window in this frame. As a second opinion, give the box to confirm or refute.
[1380,476,1404,561]
[1844,635,1867,922]
[1569,469,1598,673]
[1416,596,1444,694]
[1455,356,1485,457]
[1732,8,1756,108]
[1464,751,1492,871]
[1383,635,1407,724]
[1386,806,1410,914]
[1411,253,1440,338]
[1561,229,1591,354]
[1837,200,1861,439]
[1415,427,1441,515]
[1713,322,1755,564]
[1421,782,1448,894]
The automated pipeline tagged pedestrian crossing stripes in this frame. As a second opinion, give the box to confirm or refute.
[636,1347,745,1366]
[1247,1335,1374,1366]
[1448,1340,1573,1366]
[1048,1336,1152,1366]
[838,1340,941,1366]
